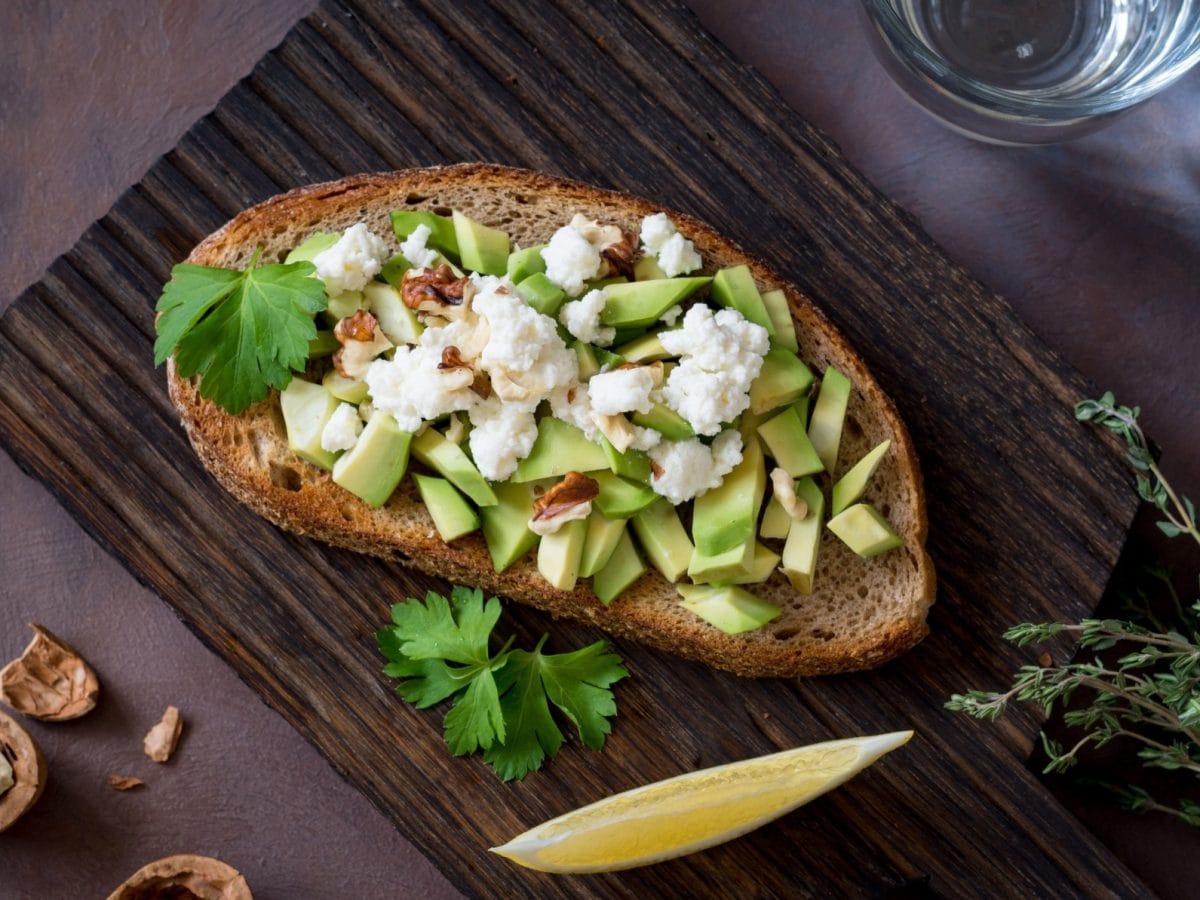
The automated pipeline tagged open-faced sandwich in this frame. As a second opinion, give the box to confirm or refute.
[156,164,935,677]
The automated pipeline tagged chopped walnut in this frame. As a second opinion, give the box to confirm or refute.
[109,774,145,792]
[106,855,253,900]
[143,706,183,764]
[400,265,473,318]
[771,468,808,520]
[333,310,392,379]
[0,709,46,832]
[0,624,100,721]
[593,412,636,454]
[600,229,639,279]
[529,472,599,536]
[444,413,467,445]
[438,346,471,372]
[649,459,665,480]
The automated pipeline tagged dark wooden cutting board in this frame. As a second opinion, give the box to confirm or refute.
[0,0,1146,895]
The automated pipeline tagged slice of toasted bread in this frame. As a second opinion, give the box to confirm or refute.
[166,163,934,677]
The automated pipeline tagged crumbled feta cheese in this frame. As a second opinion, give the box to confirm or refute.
[314,222,389,295]
[468,396,539,482]
[549,383,598,442]
[630,424,662,452]
[639,213,676,256]
[560,289,615,347]
[541,223,602,296]
[659,304,769,436]
[321,402,364,453]
[588,366,656,416]
[364,345,477,433]
[639,213,702,277]
[660,304,683,327]
[399,223,439,269]
[444,413,467,445]
[474,280,577,403]
[648,430,744,504]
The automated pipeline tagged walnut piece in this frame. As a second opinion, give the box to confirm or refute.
[401,264,472,318]
[332,310,392,379]
[0,708,47,832]
[109,774,145,792]
[771,467,808,520]
[0,624,100,721]
[144,705,183,763]
[107,855,253,900]
[593,413,636,454]
[530,472,599,536]
[599,229,639,279]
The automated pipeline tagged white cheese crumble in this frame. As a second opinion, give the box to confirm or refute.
[659,304,769,436]
[364,344,477,433]
[321,402,364,453]
[473,278,577,402]
[314,222,389,295]
[549,383,599,442]
[468,396,539,482]
[399,223,439,269]
[588,367,656,416]
[560,289,615,347]
[541,223,602,296]
[648,430,744,504]
[639,213,702,277]
[659,304,683,327]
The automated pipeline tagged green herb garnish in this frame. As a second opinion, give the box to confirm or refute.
[153,249,328,414]
[377,586,628,781]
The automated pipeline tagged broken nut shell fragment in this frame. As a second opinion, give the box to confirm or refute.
[0,624,100,721]
[107,855,253,900]
[0,708,47,832]
[144,705,183,763]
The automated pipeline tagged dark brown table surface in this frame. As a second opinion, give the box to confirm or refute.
[2,2,1196,897]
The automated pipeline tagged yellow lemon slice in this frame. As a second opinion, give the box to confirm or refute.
[490,730,912,873]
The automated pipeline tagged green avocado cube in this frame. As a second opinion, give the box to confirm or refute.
[413,474,480,542]
[780,477,825,593]
[390,210,459,258]
[808,367,852,474]
[322,369,368,405]
[631,403,694,441]
[760,289,798,353]
[480,480,539,573]
[280,377,340,470]
[512,417,609,482]
[332,412,413,507]
[599,434,652,482]
[579,513,628,578]
[572,340,601,379]
[676,584,780,634]
[759,494,792,540]
[379,254,410,288]
[537,517,588,591]
[633,256,668,281]
[831,440,892,516]
[507,244,547,283]
[687,537,754,583]
[308,330,340,358]
[711,265,775,336]
[285,231,339,265]
[613,330,671,362]
[720,542,781,586]
[749,348,814,416]
[592,471,658,520]
[691,434,766,555]
[631,498,693,583]
[827,503,903,558]
[412,427,498,507]
[517,272,567,318]
[593,529,646,605]
[452,210,509,276]
[325,290,365,323]
[599,278,711,328]
[756,405,824,478]
[364,282,423,345]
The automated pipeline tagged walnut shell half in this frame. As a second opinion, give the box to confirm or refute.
[0,624,100,721]
[107,855,253,900]
[0,708,47,832]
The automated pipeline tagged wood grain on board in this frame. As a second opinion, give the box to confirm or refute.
[0,0,1144,895]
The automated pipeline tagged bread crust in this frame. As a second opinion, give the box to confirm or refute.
[166,163,935,678]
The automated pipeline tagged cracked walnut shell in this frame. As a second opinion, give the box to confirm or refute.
[0,624,100,721]
[107,855,253,900]
[0,708,47,832]
[144,706,183,763]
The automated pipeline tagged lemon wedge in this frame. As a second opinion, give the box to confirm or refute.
[490,730,912,873]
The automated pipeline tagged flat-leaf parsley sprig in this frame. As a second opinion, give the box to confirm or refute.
[377,586,628,781]
[153,249,328,414]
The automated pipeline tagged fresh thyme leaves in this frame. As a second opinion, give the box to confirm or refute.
[948,393,1200,825]
[377,587,628,781]
[153,250,328,414]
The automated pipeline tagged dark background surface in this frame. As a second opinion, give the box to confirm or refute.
[1,1,1196,896]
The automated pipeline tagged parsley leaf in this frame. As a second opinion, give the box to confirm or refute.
[153,251,327,414]
[377,589,628,781]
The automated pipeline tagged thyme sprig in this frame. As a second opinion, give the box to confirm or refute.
[947,393,1200,825]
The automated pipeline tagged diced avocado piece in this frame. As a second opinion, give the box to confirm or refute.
[516,272,567,318]
[809,367,852,473]
[631,403,693,441]
[593,529,646,605]
[579,513,627,578]
[794,394,811,429]
[633,256,668,281]
[756,405,824,478]
[595,346,624,369]
[692,542,780,585]
[390,210,459,258]
[599,278,711,328]
[480,480,540,573]
[759,495,791,540]
[413,473,480,542]
[285,231,339,265]
[572,340,600,379]
[592,471,658,519]
[827,503,903,558]
[780,477,825,593]
[507,244,547,283]
[512,418,609,482]
[309,330,339,358]
[676,584,780,634]
[687,537,754,583]
[761,289,798,353]
[692,434,766,555]
[590,276,629,290]
[710,265,774,336]
[831,439,892,516]
[749,348,814,416]
[537,517,588,591]
[332,412,413,507]
[610,326,648,347]
[322,368,369,404]
[452,210,509,276]
[599,434,652,482]
[326,290,364,323]
[364,282,423,345]
[631,498,693,583]
[412,427,498,507]
[614,330,670,362]
[280,377,341,470]
[379,254,410,288]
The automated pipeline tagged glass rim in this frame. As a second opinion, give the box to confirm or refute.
[860,0,1200,119]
